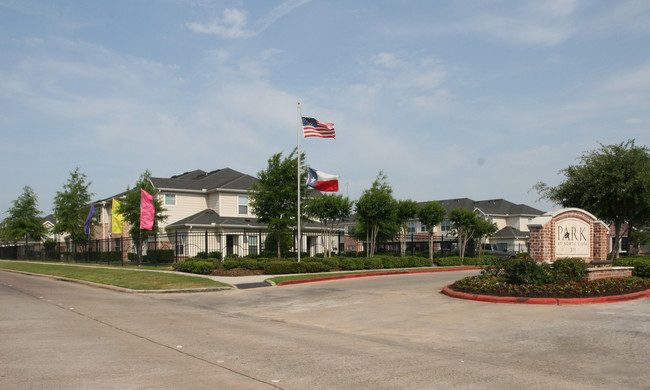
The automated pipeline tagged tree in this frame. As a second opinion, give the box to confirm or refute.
[535,139,650,260]
[305,194,353,257]
[2,186,46,243]
[249,149,308,258]
[449,207,480,263]
[396,200,420,257]
[474,218,499,258]
[116,170,167,266]
[52,167,94,247]
[355,171,399,257]
[417,201,446,262]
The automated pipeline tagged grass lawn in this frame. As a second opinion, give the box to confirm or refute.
[0,260,230,290]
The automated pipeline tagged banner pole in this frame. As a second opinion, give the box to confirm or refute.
[297,102,302,262]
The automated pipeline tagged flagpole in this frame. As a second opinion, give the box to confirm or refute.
[297,102,302,263]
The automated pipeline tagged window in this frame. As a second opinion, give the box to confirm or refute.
[165,193,176,206]
[248,235,258,255]
[441,220,451,232]
[407,222,416,234]
[238,195,248,214]
[421,223,428,232]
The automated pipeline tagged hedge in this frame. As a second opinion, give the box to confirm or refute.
[614,256,650,278]
[172,259,213,274]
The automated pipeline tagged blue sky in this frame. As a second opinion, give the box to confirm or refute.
[1,0,649,217]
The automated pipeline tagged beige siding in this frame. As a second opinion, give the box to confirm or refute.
[207,192,219,211]
[219,193,253,218]
[160,192,208,229]
[491,217,508,230]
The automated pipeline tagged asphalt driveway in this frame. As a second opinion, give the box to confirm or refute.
[1,269,648,389]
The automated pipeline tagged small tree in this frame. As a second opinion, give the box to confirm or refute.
[417,201,446,263]
[52,167,94,249]
[449,207,480,263]
[355,171,399,257]
[305,194,353,257]
[249,150,308,258]
[116,170,167,266]
[474,218,499,257]
[396,200,420,257]
[2,186,46,244]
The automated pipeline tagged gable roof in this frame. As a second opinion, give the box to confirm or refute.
[422,198,543,217]
[492,226,529,239]
[166,208,322,230]
[150,168,258,193]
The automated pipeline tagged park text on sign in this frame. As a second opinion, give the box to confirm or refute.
[555,218,590,258]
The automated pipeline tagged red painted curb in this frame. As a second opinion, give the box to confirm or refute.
[276,267,481,286]
[441,285,650,305]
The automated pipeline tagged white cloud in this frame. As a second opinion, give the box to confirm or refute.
[448,0,580,46]
[186,0,311,38]
[186,8,250,38]
[602,65,650,92]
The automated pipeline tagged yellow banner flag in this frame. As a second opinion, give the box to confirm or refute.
[111,198,124,234]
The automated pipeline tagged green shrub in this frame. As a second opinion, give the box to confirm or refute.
[221,259,240,270]
[552,257,588,283]
[263,260,329,274]
[240,259,263,270]
[403,256,432,267]
[614,257,650,278]
[502,257,553,285]
[172,260,213,274]
[340,257,364,270]
[264,261,298,274]
[434,256,463,266]
[364,257,384,269]
[208,251,223,260]
[314,257,340,271]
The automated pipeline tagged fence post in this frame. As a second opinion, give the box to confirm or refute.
[258,230,262,255]
[205,230,209,257]
[338,230,342,255]
[174,231,178,263]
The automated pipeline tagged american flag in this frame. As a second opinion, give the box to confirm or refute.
[302,117,335,138]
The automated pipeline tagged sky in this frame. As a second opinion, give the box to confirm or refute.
[1,0,650,218]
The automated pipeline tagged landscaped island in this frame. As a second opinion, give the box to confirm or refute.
[446,256,650,299]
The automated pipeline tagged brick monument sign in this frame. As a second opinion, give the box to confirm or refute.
[527,208,609,263]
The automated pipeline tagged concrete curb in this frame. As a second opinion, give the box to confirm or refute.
[441,285,650,305]
[0,268,233,293]
[276,267,482,286]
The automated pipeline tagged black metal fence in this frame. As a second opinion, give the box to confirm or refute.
[0,231,466,264]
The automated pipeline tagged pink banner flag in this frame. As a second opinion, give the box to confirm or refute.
[140,189,155,230]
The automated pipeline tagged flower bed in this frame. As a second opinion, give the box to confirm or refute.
[449,275,650,299]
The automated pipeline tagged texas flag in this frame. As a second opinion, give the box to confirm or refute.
[307,168,339,192]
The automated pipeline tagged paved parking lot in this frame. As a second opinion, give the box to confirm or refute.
[1,269,649,389]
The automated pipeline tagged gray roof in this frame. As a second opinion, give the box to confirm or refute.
[421,198,543,217]
[167,209,322,230]
[492,226,529,239]
[167,209,265,229]
[151,168,258,192]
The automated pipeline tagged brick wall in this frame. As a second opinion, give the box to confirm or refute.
[529,208,609,263]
